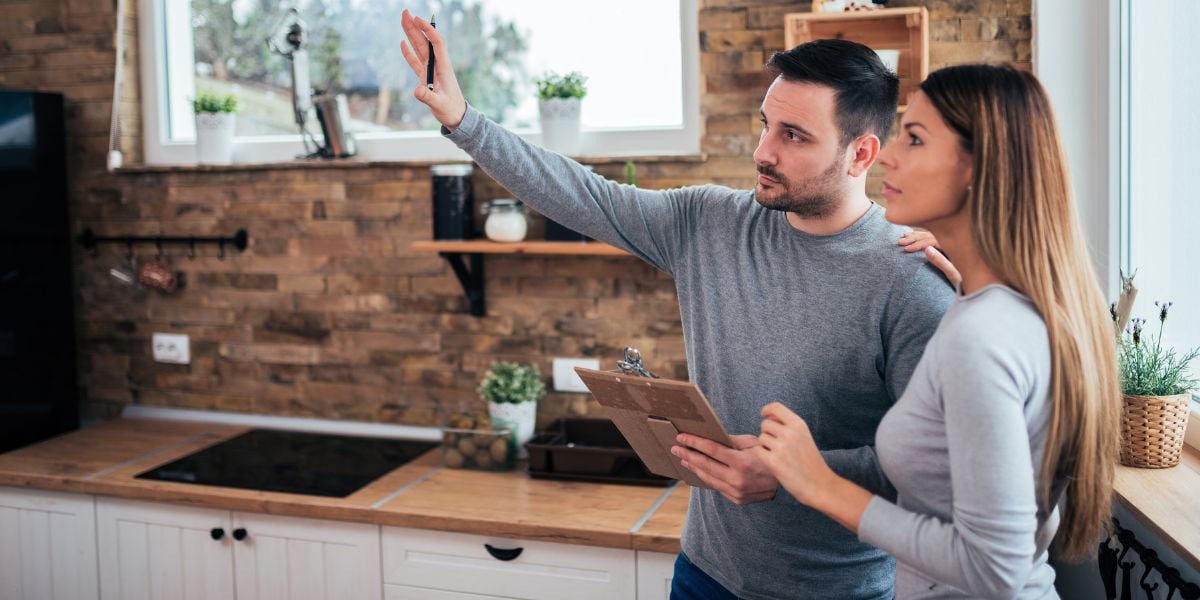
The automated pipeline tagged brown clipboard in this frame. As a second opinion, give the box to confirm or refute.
[573,367,733,488]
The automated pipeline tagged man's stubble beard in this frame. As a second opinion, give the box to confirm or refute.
[753,153,847,219]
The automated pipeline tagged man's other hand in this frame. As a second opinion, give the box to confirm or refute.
[672,434,778,505]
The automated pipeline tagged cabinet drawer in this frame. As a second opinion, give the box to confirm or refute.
[384,585,508,600]
[382,526,635,600]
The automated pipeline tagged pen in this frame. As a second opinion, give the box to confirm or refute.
[426,14,436,91]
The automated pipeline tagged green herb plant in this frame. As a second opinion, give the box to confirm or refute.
[1115,301,1199,396]
[478,362,546,405]
[624,160,638,186]
[192,91,238,114]
[534,71,587,101]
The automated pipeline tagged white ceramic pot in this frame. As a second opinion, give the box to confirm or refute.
[537,98,581,156]
[488,400,537,458]
[195,112,236,165]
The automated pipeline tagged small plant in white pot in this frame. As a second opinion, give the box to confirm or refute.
[535,71,587,156]
[193,91,238,165]
[479,361,546,457]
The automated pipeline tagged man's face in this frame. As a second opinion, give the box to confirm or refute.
[752,78,849,217]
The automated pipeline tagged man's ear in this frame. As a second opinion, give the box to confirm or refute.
[846,134,881,177]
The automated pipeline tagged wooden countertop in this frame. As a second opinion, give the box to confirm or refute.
[632,483,691,553]
[1113,445,1200,572]
[11,417,1195,564]
[0,418,685,552]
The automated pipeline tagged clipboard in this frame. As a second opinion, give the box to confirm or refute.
[573,365,733,488]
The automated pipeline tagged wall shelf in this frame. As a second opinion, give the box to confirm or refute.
[410,240,633,316]
[784,7,929,113]
[411,240,629,256]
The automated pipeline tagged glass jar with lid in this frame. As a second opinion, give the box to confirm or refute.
[483,199,528,242]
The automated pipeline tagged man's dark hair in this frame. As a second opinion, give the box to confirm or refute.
[766,39,900,146]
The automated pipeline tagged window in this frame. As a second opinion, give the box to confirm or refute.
[1118,0,1200,364]
[138,0,700,164]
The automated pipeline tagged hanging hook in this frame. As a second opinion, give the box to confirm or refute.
[124,239,134,263]
[188,237,197,260]
[78,228,99,256]
[217,239,226,260]
[155,238,164,260]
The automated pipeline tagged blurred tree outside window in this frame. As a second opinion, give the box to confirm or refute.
[190,0,528,136]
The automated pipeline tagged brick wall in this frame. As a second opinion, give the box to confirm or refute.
[0,0,1031,427]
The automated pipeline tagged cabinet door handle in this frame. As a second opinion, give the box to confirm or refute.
[232,528,248,541]
[483,544,523,561]
[210,527,225,541]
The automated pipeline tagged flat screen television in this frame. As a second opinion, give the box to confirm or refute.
[0,91,42,171]
[0,89,77,453]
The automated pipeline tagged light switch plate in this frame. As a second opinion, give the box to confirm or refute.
[553,357,600,393]
[152,333,190,365]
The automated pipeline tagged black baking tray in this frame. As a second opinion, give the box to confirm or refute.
[524,418,673,486]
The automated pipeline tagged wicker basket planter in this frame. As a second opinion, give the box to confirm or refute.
[1119,393,1191,468]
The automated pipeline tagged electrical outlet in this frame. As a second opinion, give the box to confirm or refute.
[552,357,600,393]
[152,333,190,365]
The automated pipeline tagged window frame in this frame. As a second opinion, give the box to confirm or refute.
[137,0,701,165]
[1116,0,1200,430]
[1034,0,1199,439]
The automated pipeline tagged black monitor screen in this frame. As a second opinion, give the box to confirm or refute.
[0,91,37,170]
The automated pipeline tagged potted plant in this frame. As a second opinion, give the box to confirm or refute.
[479,361,546,455]
[193,90,238,164]
[535,71,587,156]
[1115,297,1199,468]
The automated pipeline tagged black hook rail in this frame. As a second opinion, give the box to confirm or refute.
[1100,518,1199,600]
[77,228,249,256]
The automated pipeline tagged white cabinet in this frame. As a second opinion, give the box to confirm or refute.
[96,497,381,600]
[0,487,99,600]
[381,526,636,600]
[5,490,666,600]
[97,497,235,600]
[635,551,676,600]
[232,511,381,600]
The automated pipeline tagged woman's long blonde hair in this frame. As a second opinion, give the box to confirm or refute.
[920,64,1120,560]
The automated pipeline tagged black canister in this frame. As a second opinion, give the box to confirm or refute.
[544,217,591,242]
[431,164,474,240]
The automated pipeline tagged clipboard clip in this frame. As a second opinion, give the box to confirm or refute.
[616,346,659,379]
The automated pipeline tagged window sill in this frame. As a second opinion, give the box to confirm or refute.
[111,153,708,175]
[1112,407,1200,573]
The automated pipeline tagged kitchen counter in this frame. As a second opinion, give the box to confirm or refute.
[0,417,686,552]
[6,417,1193,568]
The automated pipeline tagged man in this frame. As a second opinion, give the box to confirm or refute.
[400,12,954,599]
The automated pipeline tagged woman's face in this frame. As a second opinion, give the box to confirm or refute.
[877,91,974,230]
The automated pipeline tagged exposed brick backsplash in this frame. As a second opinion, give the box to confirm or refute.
[0,0,1030,427]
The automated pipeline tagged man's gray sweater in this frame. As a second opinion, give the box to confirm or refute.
[445,106,954,599]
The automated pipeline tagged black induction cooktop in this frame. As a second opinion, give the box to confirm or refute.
[136,428,439,498]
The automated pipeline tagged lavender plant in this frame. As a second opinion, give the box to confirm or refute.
[1116,301,1200,396]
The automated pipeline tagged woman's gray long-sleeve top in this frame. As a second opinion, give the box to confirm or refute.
[858,284,1062,599]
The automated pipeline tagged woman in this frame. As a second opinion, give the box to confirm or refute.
[754,64,1120,599]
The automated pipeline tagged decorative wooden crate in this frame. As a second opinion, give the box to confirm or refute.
[784,7,929,112]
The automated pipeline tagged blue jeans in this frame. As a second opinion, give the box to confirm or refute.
[670,552,738,600]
